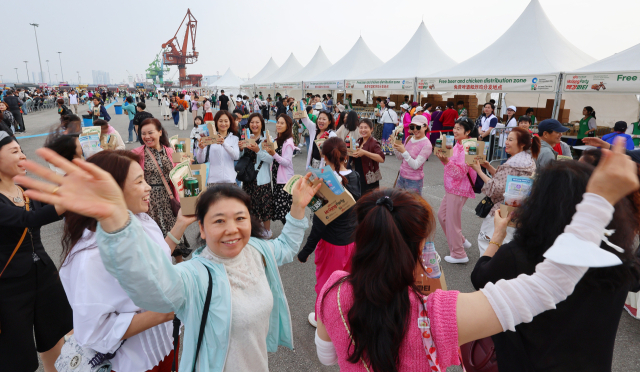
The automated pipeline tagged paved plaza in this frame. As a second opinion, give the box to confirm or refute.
[18,102,638,372]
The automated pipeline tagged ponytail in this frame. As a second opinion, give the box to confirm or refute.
[530,135,541,159]
[321,137,348,185]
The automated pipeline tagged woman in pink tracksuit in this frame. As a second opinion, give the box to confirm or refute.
[436,117,478,264]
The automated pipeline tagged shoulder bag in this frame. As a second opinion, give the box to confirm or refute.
[460,337,498,372]
[0,187,30,334]
[146,147,180,217]
[468,172,493,218]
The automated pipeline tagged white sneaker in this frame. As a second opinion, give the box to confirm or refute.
[463,239,472,250]
[125,141,132,144]
[308,312,317,328]
[444,255,469,264]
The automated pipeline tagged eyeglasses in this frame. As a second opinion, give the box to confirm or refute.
[409,125,424,130]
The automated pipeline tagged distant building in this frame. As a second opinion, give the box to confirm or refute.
[202,75,221,86]
[92,70,111,85]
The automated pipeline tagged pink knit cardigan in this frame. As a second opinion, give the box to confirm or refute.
[443,142,476,199]
[317,271,461,371]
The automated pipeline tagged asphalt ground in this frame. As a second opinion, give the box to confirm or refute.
[17,99,638,372]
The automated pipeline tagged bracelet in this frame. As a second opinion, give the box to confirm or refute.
[489,241,502,248]
[167,231,181,244]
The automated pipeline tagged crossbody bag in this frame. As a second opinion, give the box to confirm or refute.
[146,147,180,217]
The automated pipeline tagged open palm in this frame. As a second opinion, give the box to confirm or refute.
[292,172,322,209]
[14,148,127,222]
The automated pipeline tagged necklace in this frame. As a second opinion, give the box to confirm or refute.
[0,185,23,203]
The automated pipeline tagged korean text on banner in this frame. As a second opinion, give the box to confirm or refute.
[417,75,557,93]
[563,72,640,93]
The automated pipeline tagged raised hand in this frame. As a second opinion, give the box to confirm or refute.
[290,172,322,219]
[14,148,129,232]
[586,137,639,205]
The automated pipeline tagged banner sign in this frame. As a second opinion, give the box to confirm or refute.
[563,72,640,93]
[240,84,254,90]
[417,75,557,92]
[346,79,414,90]
[255,83,274,90]
[304,81,344,90]
[275,82,302,90]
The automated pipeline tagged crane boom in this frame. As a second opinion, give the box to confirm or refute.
[161,9,198,86]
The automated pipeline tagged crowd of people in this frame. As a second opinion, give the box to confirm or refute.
[0,88,639,372]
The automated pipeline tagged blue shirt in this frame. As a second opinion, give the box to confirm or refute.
[123,104,136,120]
[602,132,634,150]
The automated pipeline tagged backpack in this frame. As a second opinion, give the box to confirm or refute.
[234,152,262,183]
[102,107,111,122]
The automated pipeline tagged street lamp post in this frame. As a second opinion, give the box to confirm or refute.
[29,23,44,84]
[24,61,30,83]
[57,52,64,82]
[77,71,81,84]
[46,60,51,85]
[15,68,19,82]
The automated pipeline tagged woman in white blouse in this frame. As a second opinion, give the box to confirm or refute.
[195,110,240,186]
[59,150,196,372]
[160,94,171,121]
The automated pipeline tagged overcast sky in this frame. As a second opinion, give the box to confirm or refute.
[2,0,639,85]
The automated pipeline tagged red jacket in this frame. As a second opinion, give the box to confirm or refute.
[441,108,459,128]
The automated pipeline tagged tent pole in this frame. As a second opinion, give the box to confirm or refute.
[552,73,564,121]
[497,93,503,119]
[414,77,418,104]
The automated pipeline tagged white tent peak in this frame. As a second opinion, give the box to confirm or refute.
[258,53,304,84]
[212,68,244,88]
[358,21,457,79]
[310,36,383,81]
[429,0,595,77]
[246,57,279,84]
[575,42,640,72]
[287,46,333,82]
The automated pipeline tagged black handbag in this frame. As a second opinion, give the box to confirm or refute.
[234,151,263,183]
[475,196,495,218]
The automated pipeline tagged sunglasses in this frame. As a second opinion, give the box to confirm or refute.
[409,124,424,131]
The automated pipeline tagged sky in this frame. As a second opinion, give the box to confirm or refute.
[2,0,639,85]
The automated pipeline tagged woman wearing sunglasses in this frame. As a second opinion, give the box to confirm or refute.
[392,115,432,196]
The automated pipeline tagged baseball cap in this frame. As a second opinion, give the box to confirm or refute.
[538,119,568,133]
[614,121,628,132]
[388,102,396,108]
[400,103,410,110]
[314,102,323,109]
[410,115,429,127]
[507,105,517,112]
[415,106,424,112]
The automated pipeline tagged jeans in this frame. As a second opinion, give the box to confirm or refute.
[395,175,423,195]
[128,120,136,142]
[172,112,179,125]
[22,103,28,115]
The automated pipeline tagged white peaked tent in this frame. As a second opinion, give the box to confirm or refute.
[258,53,303,84]
[574,42,640,73]
[245,57,280,85]
[428,0,594,77]
[308,36,383,86]
[358,21,456,79]
[288,46,333,82]
[212,68,244,89]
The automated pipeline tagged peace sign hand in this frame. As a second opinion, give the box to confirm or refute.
[14,148,129,233]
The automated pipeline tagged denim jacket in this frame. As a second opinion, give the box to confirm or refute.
[96,212,309,372]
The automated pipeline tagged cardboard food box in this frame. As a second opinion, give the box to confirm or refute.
[100,134,118,150]
[292,101,306,119]
[415,264,447,295]
[262,130,278,152]
[240,128,257,146]
[462,139,486,165]
[434,136,454,157]
[347,136,358,157]
[199,123,222,147]
[284,175,356,225]
[180,163,208,216]
[172,138,193,163]
[499,204,518,228]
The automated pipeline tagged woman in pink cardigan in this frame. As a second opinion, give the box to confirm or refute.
[132,118,190,260]
[436,117,477,264]
[314,144,638,371]
[265,114,296,224]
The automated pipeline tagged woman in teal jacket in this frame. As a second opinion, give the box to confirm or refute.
[17,148,321,372]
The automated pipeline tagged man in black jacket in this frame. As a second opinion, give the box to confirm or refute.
[3,91,25,133]
[132,102,154,145]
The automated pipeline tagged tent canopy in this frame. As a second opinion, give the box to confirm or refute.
[429,0,595,77]
[358,21,457,79]
[258,53,303,84]
[246,57,279,84]
[287,46,333,82]
[212,68,244,88]
[309,36,383,82]
[575,42,640,72]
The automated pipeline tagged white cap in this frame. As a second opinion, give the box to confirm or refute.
[315,102,323,109]
[507,105,517,112]
[400,103,410,110]
[388,102,396,107]
[415,106,424,112]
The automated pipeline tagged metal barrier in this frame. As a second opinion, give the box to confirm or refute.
[21,96,69,113]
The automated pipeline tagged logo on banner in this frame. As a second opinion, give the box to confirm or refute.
[532,78,538,84]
